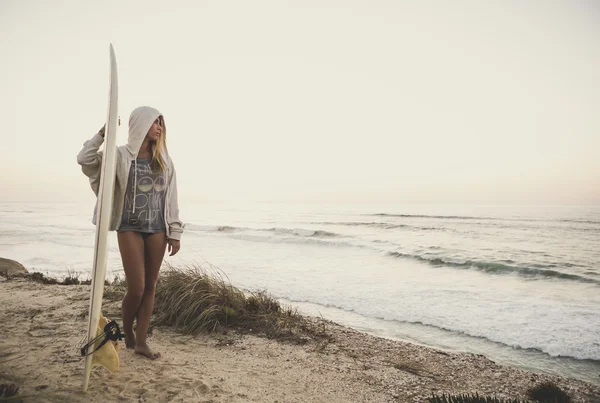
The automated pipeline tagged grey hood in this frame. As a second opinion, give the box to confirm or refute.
[126,106,162,157]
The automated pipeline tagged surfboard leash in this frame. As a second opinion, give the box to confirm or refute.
[79,320,124,357]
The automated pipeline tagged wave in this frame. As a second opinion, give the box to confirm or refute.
[371,213,600,229]
[395,319,600,362]
[186,224,341,238]
[185,224,245,232]
[387,252,599,285]
[559,219,600,225]
[311,221,448,231]
[262,227,339,238]
[280,297,600,362]
[226,233,358,249]
[372,213,493,220]
[213,225,238,232]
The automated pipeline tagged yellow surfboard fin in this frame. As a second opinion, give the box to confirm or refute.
[91,315,120,374]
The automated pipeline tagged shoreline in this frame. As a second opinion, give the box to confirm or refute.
[1,276,599,402]
[286,298,600,388]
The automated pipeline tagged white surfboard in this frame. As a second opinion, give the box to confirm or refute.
[83,43,119,392]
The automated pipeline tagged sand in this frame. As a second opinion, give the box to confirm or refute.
[1,276,599,403]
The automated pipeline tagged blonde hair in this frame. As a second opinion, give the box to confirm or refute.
[151,115,168,173]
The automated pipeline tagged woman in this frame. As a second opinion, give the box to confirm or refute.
[77,106,184,359]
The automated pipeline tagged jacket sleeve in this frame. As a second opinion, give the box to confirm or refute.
[166,162,185,241]
[76,133,105,195]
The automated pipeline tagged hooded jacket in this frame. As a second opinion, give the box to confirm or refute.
[76,106,184,240]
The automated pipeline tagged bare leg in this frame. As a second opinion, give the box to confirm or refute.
[135,232,167,359]
[117,231,145,349]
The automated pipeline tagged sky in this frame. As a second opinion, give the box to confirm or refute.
[1,0,599,205]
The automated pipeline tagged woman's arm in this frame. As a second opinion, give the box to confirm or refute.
[166,164,184,239]
[76,129,105,194]
[166,164,184,256]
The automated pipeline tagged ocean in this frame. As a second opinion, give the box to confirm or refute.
[1,201,599,385]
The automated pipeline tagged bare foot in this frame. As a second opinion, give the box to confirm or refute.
[125,333,136,349]
[135,344,161,360]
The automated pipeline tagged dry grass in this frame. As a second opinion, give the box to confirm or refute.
[1,271,76,285]
[427,380,573,403]
[527,381,571,403]
[0,270,108,286]
[1,264,331,344]
[152,264,330,344]
[103,273,126,301]
[428,393,526,403]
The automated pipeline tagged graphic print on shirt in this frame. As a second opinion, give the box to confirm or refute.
[121,160,166,232]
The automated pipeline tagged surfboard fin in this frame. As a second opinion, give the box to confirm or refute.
[91,315,120,374]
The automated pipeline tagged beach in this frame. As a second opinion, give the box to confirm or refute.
[3,201,600,385]
[1,274,599,403]
[2,0,599,400]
